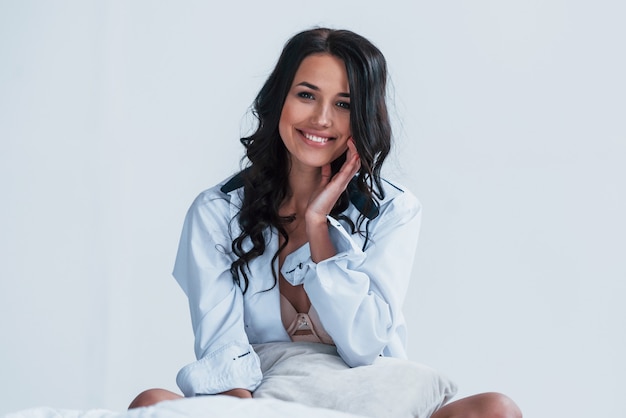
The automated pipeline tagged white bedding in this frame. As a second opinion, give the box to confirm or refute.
[5,396,363,418]
[6,342,456,418]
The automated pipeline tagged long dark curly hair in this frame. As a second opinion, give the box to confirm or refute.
[230,28,392,293]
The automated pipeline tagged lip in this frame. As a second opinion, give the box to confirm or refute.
[297,129,336,146]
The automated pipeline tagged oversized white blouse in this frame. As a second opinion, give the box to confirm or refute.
[173,174,422,397]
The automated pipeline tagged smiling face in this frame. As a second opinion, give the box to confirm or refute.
[278,53,352,172]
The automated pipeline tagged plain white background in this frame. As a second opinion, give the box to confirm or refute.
[1,1,624,416]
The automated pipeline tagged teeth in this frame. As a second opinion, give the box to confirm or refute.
[304,132,329,143]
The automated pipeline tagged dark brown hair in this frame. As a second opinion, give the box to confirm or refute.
[231,28,392,292]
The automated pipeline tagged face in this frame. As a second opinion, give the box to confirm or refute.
[278,53,352,171]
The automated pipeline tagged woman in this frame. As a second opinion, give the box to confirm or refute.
[130,28,521,418]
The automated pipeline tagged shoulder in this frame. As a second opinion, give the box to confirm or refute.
[379,178,419,207]
[375,179,421,223]
[191,173,243,206]
[343,177,420,227]
[184,173,244,227]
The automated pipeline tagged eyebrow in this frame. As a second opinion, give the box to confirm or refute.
[296,81,350,98]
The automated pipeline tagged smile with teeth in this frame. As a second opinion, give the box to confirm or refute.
[302,131,332,144]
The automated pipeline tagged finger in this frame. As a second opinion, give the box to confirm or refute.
[331,153,360,191]
[346,154,361,179]
[341,140,361,176]
[320,163,332,185]
[346,137,357,161]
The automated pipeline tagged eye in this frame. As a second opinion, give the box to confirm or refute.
[336,101,351,110]
[297,91,314,100]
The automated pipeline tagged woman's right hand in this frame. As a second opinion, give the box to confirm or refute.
[305,138,361,263]
[305,137,361,224]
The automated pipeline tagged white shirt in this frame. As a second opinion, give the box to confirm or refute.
[173,175,422,397]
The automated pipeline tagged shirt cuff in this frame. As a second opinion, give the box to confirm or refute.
[176,341,262,396]
[280,242,314,286]
[280,216,366,286]
[325,215,365,255]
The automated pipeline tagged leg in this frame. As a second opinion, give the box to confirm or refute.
[431,392,522,418]
[128,388,183,409]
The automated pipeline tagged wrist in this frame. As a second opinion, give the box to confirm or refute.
[305,215,337,263]
[305,211,328,227]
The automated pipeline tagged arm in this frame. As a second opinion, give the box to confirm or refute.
[289,138,421,366]
[305,138,361,263]
[173,189,262,397]
[313,191,421,365]
[283,185,422,367]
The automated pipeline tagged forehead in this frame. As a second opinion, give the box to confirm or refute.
[292,53,349,91]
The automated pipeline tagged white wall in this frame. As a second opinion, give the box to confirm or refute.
[1,1,624,416]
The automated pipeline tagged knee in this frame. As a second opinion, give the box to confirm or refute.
[478,392,522,418]
[128,388,181,409]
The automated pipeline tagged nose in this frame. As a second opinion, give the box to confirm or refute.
[311,102,332,128]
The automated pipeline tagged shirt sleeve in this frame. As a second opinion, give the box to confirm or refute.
[280,189,422,367]
[173,190,262,396]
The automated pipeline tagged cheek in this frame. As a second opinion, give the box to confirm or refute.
[278,101,298,135]
[278,105,292,140]
[339,113,352,137]
[280,97,304,121]
[331,149,347,163]
[331,139,350,161]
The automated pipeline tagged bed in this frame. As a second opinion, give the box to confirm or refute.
[6,342,456,418]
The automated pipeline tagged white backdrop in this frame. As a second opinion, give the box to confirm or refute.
[1,1,624,416]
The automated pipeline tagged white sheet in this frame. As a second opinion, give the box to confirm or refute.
[5,396,364,418]
[6,342,456,418]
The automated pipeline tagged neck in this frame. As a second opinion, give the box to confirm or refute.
[281,164,322,216]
